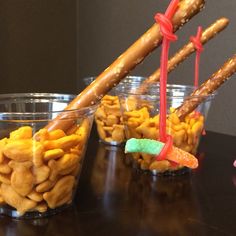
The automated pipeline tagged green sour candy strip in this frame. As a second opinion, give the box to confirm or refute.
[125,138,165,155]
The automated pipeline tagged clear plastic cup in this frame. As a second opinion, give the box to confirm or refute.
[0,93,97,218]
[83,76,146,146]
[117,82,216,174]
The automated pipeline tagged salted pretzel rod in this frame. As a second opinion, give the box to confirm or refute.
[46,0,205,132]
[175,54,236,120]
[140,17,229,90]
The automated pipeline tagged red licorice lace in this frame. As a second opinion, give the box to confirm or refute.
[154,0,178,161]
[156,135,173,161]
[190,26,204,88]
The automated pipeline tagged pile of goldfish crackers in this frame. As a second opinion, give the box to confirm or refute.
[0,119,89,216]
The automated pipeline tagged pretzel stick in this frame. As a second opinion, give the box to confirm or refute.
[139,17,229,91]
[175,54,236,120]
[46,0,205,132]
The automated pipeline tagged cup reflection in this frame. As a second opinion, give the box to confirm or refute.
[126,172,203,235]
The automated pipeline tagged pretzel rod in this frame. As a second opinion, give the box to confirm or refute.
[140,17,229,90]
[45,0,205,132]
[175,54,236,120]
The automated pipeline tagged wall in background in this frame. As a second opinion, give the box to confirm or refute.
[0,1,235,136]
[78,0,236,136]
[0,0,77,94]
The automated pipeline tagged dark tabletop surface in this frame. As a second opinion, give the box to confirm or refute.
[0,128,236,236]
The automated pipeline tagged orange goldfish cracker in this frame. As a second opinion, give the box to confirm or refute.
[35,179,58,193]
[3,140,33,162]
[112,125,125,142]
[33,165,50,184]
[104,137,113,143]
[43,134,80,151]
[70,146,82,156]
[1,183,37,215]
[173,129,186,147]
[48,153,80,181]
[44,149,65,161]
[10,126,32,140]
[32,141,44,167]
[59,163,80,176]
[9,160,34,196]
[48,129,66,140]
[102,95,118,102]
[27,190,44,202]
[43,175,75,209]
[95,107,107,120]
[105,115,119,126]
[126,127,142,139]
[96,123,107,140]
[103,103,121,116]
[140,160,150,170]
[191,121,204,136]
[103,126,113,133]
[33,129,49,142]
[149,160,171,172]
[168,113,180,125]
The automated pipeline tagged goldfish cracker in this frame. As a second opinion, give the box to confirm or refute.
[27,190,43,202]
[9,161,34,196]
[103,103,121,116]
[43,134,80,151]
[3,140,33,162]
[48,153,79,181]
[35,179,58,193]
[32,141,44,167]
[1,183,37,215]
[140,160,150,170]
[33,129,50,142]
[149,160,171,172]
[43,175,75,209]
[33,165,50,184]
[192,121,204,136]
[48,129,66,140]
[112,124,125,142]
[10,126,33,140]
[168,113,180,125]
[105,115,119,126]
[173,129,186,147]
[44,149,65,161]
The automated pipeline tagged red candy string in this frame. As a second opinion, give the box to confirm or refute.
[156,135,173,161]
[190,26,204,88]
[154,0,178,162]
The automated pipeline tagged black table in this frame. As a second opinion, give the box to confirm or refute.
[0,129,236,236]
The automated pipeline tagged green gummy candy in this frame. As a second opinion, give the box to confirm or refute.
[125,138,164,155]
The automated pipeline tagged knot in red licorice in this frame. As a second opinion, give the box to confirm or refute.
[190,36,203,52]
[190,27,204,52]
[155,13,177,42]
[156,135,173,161]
